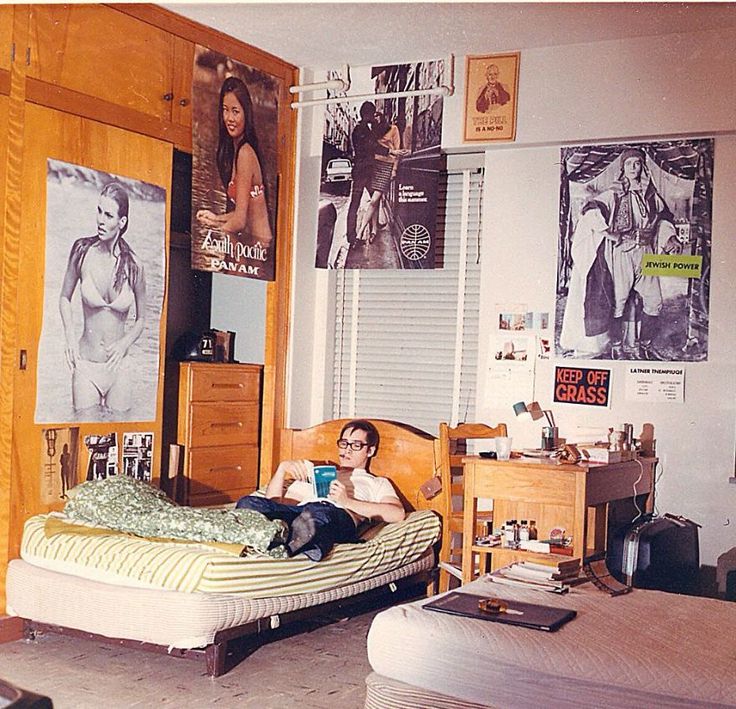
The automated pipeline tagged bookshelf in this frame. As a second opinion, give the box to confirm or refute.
[461,455,657,583]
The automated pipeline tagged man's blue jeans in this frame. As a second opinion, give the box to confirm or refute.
[235,496,358,561]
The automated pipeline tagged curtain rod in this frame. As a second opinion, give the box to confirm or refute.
[290,54,455,109]
[291,84,453,110]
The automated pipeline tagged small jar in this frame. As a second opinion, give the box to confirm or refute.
[528,520,538,540]
[518,520,530,542]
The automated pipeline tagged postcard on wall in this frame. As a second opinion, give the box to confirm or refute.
[485,332,535,409]
[84,432,119,481]
[463,52,520,143]
[625,365,685,403]
[122,432,154,482]
[39,427,80,504]
[191,45,282,281]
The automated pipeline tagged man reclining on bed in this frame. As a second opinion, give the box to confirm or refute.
[236,419,405,561]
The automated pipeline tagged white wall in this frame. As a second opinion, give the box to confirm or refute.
[210,273,266,365]
[287,26,736,565]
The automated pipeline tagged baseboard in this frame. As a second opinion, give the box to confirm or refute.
[0,615,23,643]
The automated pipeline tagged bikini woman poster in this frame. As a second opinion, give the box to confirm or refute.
[191,45,281,281]
[35,159,166,423]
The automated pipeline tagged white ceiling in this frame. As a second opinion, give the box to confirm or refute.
[164,2,736,70]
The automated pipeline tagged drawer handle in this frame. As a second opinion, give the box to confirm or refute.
[210,465,243,473]
[212,383,245,389]
[209,421,244,429]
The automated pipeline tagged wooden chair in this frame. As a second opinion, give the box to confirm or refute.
[438,421,508,591]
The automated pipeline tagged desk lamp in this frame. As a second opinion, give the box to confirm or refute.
[513,401,558,451]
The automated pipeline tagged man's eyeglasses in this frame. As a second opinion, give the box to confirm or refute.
[337,438,369,451]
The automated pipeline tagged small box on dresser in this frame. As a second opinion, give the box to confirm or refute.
[177,362,262,506]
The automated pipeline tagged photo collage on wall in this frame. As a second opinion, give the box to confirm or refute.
[191,45,282,281]
[316,59,445,270]
[556,139,714,363]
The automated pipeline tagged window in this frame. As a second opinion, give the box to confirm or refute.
[331,167,484,434]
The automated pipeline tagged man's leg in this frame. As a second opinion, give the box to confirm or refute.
[346,172,369,244]
[287,502,359,561]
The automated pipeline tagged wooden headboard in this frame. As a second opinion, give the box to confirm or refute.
[270,419,445,516]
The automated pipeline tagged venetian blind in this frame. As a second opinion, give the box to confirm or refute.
[332,167,484,434]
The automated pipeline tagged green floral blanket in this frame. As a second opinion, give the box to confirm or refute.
[64,475,287,558]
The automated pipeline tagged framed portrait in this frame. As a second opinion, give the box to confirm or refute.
[463,52,520,143]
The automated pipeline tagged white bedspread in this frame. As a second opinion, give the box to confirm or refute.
[367,575,736,708]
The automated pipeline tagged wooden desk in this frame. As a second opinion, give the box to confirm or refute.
[461,455,657,583]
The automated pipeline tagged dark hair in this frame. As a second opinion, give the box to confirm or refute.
[96,182,139,292]
[216,76,262,197]
[359,101,376,121]
[100,181,129,237]
[340,419,380,449]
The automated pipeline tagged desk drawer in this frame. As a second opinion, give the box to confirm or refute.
[189,365,261,403]
[188,402,259,447]
[189,445,259,496]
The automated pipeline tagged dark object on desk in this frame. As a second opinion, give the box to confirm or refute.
[479,450,497,459]
[423,591,576,631]
[607,513,700,595]
[0,677,53,708]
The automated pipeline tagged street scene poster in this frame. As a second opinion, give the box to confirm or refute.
[316,59,445,269]
[35,159,166,423]
[556,139,714,362]
[191,45,281,281]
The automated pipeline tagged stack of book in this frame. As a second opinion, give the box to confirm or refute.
[490,558,583,592]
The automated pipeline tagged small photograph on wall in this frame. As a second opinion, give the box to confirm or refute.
[84,432,119,481]
[122,431,153,482]
[556,139,714,362]
[35,160,166,424]
[39,427,80,503]
[463,52,520,143]
[316,59,445,270]
[191,45,282,281]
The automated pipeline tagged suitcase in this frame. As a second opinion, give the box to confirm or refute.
[607,513,700,594]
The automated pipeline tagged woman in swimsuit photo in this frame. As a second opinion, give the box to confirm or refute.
[195,76,273,246]
[59,181,147,418]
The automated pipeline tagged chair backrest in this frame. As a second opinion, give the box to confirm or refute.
[438,421,508,515]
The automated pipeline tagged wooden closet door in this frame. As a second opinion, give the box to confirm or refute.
[8,103,172,559]
[26,5,176,122]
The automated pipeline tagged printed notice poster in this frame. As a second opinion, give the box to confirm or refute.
[625,365,685,403]
[463,52,520,142]
[554,366,611,407]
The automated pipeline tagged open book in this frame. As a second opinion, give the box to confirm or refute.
[312,464,337,499]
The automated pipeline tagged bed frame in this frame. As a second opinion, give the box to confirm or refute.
[11,418,447,677]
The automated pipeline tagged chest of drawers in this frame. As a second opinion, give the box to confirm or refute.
[177,362,262,506]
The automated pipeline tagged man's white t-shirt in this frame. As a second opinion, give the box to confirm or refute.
[285,463,399,508]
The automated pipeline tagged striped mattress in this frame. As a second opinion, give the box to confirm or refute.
[20,510,441,598]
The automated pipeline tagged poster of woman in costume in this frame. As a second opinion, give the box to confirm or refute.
[556,139,713,362]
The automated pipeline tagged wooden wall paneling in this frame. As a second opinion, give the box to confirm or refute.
[0,6,12,73]
[113,4,301,481]
[8,104,172,569]
[0,6,28,612]
[170,35,193,130]
[26,4,175,122]
[261,69,299,480]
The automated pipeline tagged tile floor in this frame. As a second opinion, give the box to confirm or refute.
[0,600,402,709]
